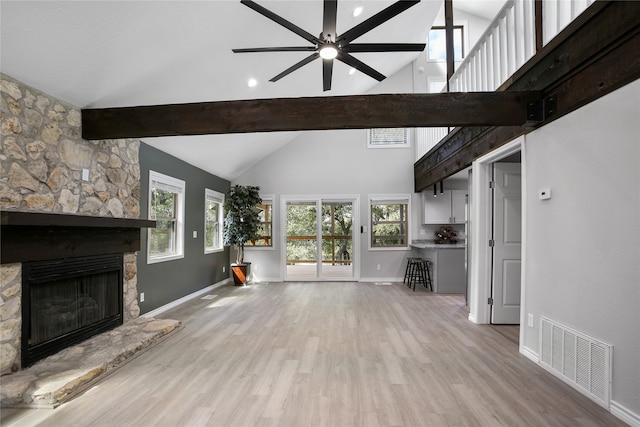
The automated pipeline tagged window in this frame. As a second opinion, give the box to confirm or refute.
[428,26,464,61]
[205,189,224,253]
[369,195,410,249]
[367,128,410,148]
[148,171,185,263]
[248,195,274,247]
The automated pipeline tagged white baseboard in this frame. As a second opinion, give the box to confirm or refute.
[251,277,282,283]
[520,345,539,364]
[468,313,478,324]
[141,278,231,318]
[359,277,403,283]
[611,401,640,427]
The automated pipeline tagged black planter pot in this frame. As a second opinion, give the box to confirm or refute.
[231,262,251,285]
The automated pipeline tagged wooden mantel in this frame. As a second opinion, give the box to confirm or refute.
[0,211,156,264]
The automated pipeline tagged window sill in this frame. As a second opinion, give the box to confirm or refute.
[147,253,184,264]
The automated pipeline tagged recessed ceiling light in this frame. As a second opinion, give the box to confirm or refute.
[353,6,363,17]
[247,78,257,87]
[349,68,356,75]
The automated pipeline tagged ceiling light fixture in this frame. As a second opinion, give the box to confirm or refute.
[353,6,363,17]
[247,78,257,87]
[349,68,356,75]
[319,45,338,60]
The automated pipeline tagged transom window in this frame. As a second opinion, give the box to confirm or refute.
[205,189,224,253]
[148,171,185,263]
[428,25,464,61]
[367,128,410,148]
[369,195,410,249]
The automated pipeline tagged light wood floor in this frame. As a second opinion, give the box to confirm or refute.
[1,282,625,426]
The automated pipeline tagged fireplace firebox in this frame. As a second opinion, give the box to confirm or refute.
[22,254,124,367]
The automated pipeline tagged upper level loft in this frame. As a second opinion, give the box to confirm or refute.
[415,0,597,162]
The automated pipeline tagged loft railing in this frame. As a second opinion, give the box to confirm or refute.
[415,0,596,162]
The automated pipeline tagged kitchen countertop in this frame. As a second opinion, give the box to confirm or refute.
[410,242,466,249]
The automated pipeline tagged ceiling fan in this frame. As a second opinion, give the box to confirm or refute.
[232,0,426,91]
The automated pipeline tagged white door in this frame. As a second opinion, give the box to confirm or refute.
[491,163,522,324]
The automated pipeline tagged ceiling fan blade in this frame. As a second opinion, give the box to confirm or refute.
[322,58,334,91]
[344,43,426,53]
[337,0,420,44]
[323,0,338,42]
[241,0,321,45]
[233,46,318,53]
[337,53,386,81]
[270,52,320,82]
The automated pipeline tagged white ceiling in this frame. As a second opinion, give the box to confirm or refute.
[1,1,499,181]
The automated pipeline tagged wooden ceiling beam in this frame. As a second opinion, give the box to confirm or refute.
[414,0,640,191]
[81,91,540,140]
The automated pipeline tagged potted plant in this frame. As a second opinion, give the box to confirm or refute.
[223,184,262,285]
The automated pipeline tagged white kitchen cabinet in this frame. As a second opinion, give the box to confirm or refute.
[423,189,466,224]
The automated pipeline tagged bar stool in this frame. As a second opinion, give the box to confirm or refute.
[404,257,421,285]
[404,257,433,292]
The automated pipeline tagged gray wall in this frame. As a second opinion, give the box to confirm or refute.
[137,142,230,313]
[523,80,639,414]
[233,65,419,282]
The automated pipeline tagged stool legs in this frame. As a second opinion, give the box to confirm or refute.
[404,258,432,292]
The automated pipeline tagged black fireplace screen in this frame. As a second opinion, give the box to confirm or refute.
[22,254,124,367]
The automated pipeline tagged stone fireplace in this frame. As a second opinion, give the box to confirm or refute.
[1,74,148,374]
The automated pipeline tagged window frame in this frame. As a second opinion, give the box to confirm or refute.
[147,170,186,264]
[368,194,411,251]
[204,188,225,254]
[247,194,275,250]
[367,128,411,149]
[427,25,465,62]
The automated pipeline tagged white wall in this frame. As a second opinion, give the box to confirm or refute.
[523,80,640,415]
[233,66,419,282]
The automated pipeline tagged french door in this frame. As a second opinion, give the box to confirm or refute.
[284,197,357,281]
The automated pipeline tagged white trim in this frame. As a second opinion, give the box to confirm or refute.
[147,170,186,264]
[368,194,412,251]
[520,346,539,364]
[469,137,524,325]
[141,278,232,318]
[204,188,224,254]
[359,277,404,283]
[611,401,640,427]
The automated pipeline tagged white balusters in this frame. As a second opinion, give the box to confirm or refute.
[543,0,595,45]
[449,0,535,93]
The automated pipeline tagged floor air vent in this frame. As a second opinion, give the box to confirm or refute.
[539,316,612,408]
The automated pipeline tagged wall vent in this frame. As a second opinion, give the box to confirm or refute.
[539,316,612,408]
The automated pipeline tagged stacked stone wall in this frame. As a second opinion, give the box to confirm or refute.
[0,74,143,374]
[0,74,140,217]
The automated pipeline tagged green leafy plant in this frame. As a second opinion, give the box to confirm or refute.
[223,185,262,265]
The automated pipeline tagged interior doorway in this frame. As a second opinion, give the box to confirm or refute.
[468,136,526,350]
[283,197,359,281]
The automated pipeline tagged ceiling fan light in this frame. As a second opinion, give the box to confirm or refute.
[319,45,338,60]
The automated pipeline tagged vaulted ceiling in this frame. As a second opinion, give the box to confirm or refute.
[1,1,501,180]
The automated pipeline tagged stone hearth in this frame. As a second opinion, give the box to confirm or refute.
[0,316,181,408]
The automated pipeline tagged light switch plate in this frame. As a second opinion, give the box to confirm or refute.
[82,168,89,181]
[193,231,197,238]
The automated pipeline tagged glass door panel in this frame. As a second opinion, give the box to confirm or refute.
[286,202,318,279]
[321,202,353,279]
